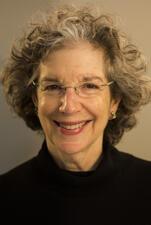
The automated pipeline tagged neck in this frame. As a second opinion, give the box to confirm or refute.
[46,140,103,172]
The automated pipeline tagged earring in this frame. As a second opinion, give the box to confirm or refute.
[111,111,116,120]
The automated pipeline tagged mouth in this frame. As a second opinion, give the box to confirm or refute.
[53,120,92,135]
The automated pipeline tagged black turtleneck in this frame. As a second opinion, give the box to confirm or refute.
[0,140,151,225]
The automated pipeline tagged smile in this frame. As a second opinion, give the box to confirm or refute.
[53,120,92,135]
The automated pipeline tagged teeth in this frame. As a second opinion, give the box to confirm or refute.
[59,122,86,130]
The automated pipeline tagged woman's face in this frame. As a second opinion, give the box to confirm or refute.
[36,42,119,156]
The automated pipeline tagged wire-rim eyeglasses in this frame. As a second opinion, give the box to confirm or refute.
[32,80,114,98]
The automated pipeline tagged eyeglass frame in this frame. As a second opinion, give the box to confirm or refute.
[32,80,114,98]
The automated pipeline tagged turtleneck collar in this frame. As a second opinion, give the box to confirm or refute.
[36,140,117,188]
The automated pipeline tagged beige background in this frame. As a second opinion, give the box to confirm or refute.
[0,0,151,174]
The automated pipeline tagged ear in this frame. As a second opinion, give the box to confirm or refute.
[109,97,121,120]
[32,93,38,108]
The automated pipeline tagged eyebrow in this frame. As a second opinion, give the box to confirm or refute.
[40,77,60,83]
[82,75,104,82]
[40,75,104,83]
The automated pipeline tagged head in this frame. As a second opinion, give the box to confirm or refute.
[1,5,151,146]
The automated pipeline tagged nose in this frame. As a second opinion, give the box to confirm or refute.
[59,87,81,114]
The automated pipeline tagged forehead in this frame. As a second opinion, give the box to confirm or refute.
[39,42,107,83]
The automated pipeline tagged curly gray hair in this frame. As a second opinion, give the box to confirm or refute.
[1,5,151,145]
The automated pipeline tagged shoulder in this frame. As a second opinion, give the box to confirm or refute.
[0,156,39,191]
[110,145,151,187]
[112,145,151,169]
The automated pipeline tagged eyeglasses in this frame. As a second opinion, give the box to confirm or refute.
[32,80,114,98]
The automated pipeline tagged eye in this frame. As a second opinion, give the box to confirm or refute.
[43,84,62,91]
[82,83,100,89]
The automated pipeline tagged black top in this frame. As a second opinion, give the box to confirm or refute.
[0,141,151,225]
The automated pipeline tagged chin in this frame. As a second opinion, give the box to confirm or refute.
[57,143,86,155]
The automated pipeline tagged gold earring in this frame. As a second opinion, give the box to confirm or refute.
[111,111,116,119]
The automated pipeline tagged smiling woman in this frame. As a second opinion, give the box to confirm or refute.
[34,42,119,170]
[0,4,151,224]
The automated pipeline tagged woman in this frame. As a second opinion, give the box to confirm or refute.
[0,5,151,224]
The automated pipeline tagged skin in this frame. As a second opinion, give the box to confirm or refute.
[35,41,120,171]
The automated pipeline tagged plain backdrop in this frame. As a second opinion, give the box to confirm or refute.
[0,0,151,174]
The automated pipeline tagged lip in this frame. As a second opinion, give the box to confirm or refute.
[53,120,91,125]
[53,120,92,135]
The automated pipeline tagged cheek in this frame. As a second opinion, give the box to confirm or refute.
[86,94,111,119]
[37,96,59,118]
